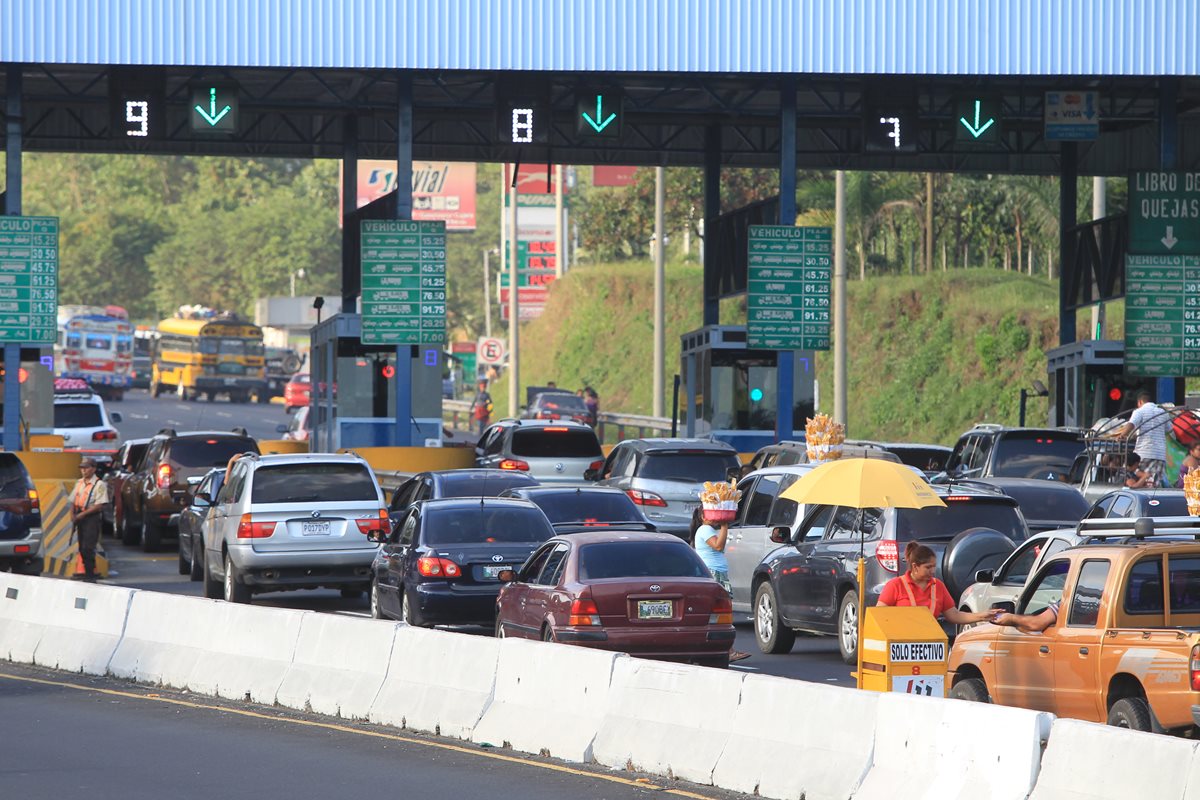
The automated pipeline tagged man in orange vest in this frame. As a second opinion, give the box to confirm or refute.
[71,458,110,582]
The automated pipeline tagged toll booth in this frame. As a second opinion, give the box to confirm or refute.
[0,349,55,446]
[680,325,814,452]
[1046,340,1183,428]
[859,607,949,698]
[309,313,443,452]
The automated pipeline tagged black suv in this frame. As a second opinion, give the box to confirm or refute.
[0,453,42,574]
[941,424,1086,482]
[750,484,1028,664]
[120,428,259,551]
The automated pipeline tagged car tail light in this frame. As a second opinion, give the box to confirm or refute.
[417,556,462,578]
[498,458,530,471]
[355,508,389,535]
[944,495,972,502]
[588,460,604,472]
[156,463,172,489]
[27,488,38,512]
[1191,644,1200,692]
[876,539,900,573]
[709,595,734,625]
[543,427,569,432]
[569,597,601,626]
[14,545,29,554]
[92,430,117,441]
[236,514,276,539]
[626,489,667,508]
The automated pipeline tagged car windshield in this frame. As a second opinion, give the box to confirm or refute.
[422,506,555,545]
[578,541,710,580]
[526,491,644,524]
[439,473,535,498]
[637,451,740,482]
[510,429,601,458]
[252,463,378,503]
[894,500,1026,542]
[990,432,1085,479]
[169,438,258,468]
[54,403,102,428]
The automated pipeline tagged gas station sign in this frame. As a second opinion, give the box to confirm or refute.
[360,220,446,345]
[747,226,832,351]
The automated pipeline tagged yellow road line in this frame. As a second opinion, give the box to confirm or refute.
[0,671,717,799]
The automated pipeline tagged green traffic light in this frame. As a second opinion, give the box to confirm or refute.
[750,388,764,402]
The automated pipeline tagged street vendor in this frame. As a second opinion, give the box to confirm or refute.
[877,541,999,626]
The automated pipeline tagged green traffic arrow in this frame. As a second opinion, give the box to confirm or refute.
[194,87,232,127]
[959,99,995,139]
[581,95,617,133]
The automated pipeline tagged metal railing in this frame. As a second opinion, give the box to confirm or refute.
[441,399,670,444]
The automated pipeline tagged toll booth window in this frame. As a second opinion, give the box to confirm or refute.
[1068,559,1111,627]
[1167,556,1200,613]
[1124,558,1164,615]
[1019,559,1069,616]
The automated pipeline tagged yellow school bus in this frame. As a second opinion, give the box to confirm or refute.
[151,317,267,403]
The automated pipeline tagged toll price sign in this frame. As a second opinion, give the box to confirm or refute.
[0,216,58,344]
[1124,254,1200,377]
[360,220,446,345]
[747,226,832,351]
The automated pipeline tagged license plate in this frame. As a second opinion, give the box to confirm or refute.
[482,564,511,579]
[682,502,698,513]
[301,521,330,536]
[637,600,673,619]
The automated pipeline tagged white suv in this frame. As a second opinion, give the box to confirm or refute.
[199,452,387,604]
[52,383,123,465]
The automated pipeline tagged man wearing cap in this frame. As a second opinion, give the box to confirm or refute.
[71,458,109,582]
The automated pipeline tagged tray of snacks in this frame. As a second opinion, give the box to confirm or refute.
[699,480,742,523]
[805,413,846,463]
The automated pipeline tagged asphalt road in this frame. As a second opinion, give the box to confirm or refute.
[0,662,749,800]
[109,388,292,443]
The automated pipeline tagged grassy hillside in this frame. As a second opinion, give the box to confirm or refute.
[490,264,1104,446]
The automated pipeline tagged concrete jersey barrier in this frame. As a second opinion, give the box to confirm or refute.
[712,673,877,800]
[0,572,56,665]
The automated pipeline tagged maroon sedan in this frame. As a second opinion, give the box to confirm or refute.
[495,531,735,668]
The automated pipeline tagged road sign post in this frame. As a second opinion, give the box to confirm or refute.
[359,220,446,345]
[747,226,832,350]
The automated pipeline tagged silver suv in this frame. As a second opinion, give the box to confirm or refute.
[199,452,386,604]
[475,419,603,484]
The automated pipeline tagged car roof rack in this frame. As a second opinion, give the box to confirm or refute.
[231,426,248,436]
[156,428,176,436]
[1077,516,1200,542]
[970,423,1005,432]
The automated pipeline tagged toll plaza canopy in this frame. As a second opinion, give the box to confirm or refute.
[2,0,1200,173]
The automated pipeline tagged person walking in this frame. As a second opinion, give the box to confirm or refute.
[70,458,109,582]
[470,380,494,435]
[877,541,998,627]
[1111,390,1171,487]
[1177,441,1200,487]
[690,508,751,662]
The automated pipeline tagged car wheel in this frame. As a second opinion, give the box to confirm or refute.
[141,509,162,553]
[837,590,860,665]
[1107,697,1158,732]
[369,579,384,619]
[120,508,141,546]
[202,549,222,599]
[188,537,204,582]
[950,677,990,703]
[176,540,189,575]
[401,587,423,627]
[494,616,505,638]
[223,552,251,604]
[754,581,796,654]
[541,624,556,643]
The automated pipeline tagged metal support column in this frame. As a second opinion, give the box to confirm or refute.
[4,66,23,453]
[776,79,796,443]
[653,165,665,418]
[1158,78,1180,405]
[702,125,721,326]
[394,73,414,446]
[341,115,358,314]
[833,171,848,429]
[1058,142,1077,348]
[507,172,520,418]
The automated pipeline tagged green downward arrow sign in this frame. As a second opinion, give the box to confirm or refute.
[959,99,996,139]
[581,95,617,133]
[194,87,232,127]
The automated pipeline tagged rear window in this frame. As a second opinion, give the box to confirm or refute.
[422,506,555,545]
[990,432,1085,479]
[1137,494,1190,517]
[169,438,259,469]
[538,394,587,411]
[439,473,536,498]
[511,428,601,458]
[54,403,102,428]
[888,447,951,472]
[528,491,643,525]
[251,462,378,503]
[894,499,1026,543]
[85,333,112,349]
[1001,487,1090,522]
[126,443,149,470]
[578,540,710,580]
[0,454,29,498]
[637,451,740,482]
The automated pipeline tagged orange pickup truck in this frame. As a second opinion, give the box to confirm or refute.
[947,531,1200,734]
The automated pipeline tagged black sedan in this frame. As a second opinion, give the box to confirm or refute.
[387,468,539,528]
[499,485,656,534]
[369,497,556,627]
[175,467,225,581]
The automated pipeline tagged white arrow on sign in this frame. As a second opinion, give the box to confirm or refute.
[1163,226,1179,250]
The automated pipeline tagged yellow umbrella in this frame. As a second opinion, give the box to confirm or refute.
[779,457,947,510]
[779,457,945,689]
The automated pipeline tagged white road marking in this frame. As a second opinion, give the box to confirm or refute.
[216,411,232,418]
[129,413,149,420]
[730,664,758,671]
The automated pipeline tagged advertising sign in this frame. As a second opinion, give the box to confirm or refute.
[1044,91,1099,141]
[341,161,477,230]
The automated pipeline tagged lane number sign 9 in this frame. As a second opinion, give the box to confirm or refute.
[125,100,150,137]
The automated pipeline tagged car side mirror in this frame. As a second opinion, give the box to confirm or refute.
[194,492,211,505]
[975,569,995,584]
[991,600,1016,614]
[769,526,791,544]
[726,466,743,483]
[110,412,123,424]
[275,423,288,434]
[497,569,516,583]
[583,468,599,481]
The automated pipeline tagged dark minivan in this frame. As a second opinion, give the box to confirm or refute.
[0,454,42,574]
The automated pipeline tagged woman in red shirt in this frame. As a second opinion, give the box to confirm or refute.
[877,542,998,626]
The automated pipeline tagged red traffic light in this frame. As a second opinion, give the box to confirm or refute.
[381,365,396,379]
[1108,387,1123,402]
[1,368,29,384]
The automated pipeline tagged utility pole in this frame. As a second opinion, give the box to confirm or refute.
[653,166,665,417]
[925,173,934,273]
[555,164,565,279]
[507,167,520,418]
[483,249,493,338]
[1091,176,1106,339]
[834,171,848,429]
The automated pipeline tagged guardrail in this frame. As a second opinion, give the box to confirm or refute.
[442,399,671,444]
